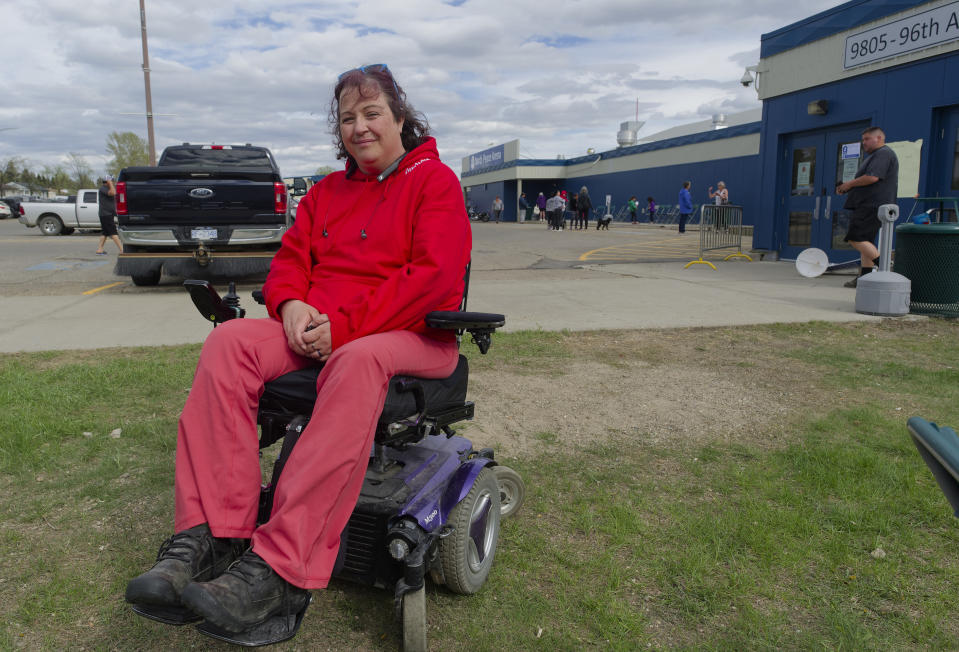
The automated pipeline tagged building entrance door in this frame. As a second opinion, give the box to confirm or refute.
[779,123,869,262]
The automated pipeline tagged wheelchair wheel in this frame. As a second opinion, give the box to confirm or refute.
[402,586,427,652]
[438,467,500,594]
[493,465,525,519]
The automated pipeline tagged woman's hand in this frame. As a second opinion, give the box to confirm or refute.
[279,300,332,361]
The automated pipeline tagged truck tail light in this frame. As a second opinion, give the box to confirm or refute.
[274,182,288,214]
[116,181,128,215]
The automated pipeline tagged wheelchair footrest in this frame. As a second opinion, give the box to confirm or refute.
[196,595,311,647]
[130,602,201,625]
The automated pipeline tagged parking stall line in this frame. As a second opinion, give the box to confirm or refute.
[579,236,705,262]
[82,281,126,295]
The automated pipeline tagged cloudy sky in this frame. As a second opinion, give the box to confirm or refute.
[1,0,841,178]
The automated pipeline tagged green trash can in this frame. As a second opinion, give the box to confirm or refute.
[894,223,959,317]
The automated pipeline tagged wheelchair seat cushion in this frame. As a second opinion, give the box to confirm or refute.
[259,355,469,425]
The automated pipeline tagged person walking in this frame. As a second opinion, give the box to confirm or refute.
[94,176,123,255]
[836,126,899,288]
[491,196,504,223]
[569,193,579,229]
[646,196,656,225]
[678,181,693,234]
[627,196,639,224]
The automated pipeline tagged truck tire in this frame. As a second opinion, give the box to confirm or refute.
[37,215,64,236]
[131,268,161,286]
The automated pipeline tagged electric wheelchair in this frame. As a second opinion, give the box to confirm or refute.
[142,277,525,650]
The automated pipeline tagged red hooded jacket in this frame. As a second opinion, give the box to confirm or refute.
[263,138,471,351]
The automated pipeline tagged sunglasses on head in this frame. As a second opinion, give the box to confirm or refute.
[338,63,399,96]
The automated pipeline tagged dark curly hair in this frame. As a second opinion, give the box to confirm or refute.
[329,65,430,169]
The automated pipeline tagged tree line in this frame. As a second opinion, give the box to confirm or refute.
[0,131,149,197]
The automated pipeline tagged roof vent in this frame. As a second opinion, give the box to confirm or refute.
[616,121,644,147]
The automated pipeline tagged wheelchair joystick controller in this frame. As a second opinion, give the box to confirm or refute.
[224,282,246,320]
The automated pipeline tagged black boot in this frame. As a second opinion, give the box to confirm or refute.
[182,549,310,643]
[126,523,247,624]
[844,266,874,288]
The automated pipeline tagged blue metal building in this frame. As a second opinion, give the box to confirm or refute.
[461,126,762,227]
[461,0,959,262]
[755,0,959,263]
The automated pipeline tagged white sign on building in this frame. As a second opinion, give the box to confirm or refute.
[844,1,959,69]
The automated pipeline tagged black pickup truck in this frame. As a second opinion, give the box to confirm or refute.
[115,144,290,286]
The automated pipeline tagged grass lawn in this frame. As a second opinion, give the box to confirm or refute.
[1,318,958,650]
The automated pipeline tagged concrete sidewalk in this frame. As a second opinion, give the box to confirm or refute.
[471,260,876,331]
[0,259,883,353]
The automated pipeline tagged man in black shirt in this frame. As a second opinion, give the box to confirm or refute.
[836,126,899,288]
[95,176,123,255]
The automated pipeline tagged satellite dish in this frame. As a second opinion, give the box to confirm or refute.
[796,247,829,278]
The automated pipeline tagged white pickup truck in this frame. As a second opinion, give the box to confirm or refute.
[18,189,103,235]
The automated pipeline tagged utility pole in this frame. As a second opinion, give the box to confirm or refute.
[139,0,157,165]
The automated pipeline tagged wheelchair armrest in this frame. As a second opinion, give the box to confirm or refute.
[425,311,505,330]
[425,311,505,354]
[184,280,245,325]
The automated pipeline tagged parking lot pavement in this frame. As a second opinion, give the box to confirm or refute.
[0,220,881,353]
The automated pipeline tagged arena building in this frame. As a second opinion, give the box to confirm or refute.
[461,0,959,264]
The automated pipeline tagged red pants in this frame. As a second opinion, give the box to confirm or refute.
[174,318,458,588]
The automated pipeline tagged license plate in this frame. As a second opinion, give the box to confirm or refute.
[191,228,217,240]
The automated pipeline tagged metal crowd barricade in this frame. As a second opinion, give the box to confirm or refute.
[685,204,751,270]
[656,204,679,224]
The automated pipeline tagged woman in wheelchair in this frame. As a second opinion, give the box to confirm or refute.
[125,64,472,640]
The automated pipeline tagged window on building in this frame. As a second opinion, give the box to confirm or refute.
[836,142,861,186]
[791,147,816,196]
[788,212,812,246]
[831,212,854,250]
